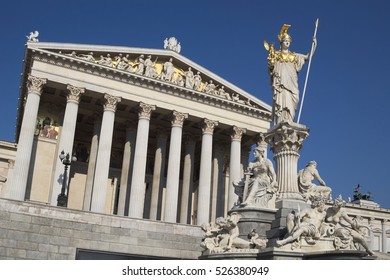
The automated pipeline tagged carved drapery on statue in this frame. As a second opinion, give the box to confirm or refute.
[233,145,278,208]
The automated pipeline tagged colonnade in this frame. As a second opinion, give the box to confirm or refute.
[9,75,249,225]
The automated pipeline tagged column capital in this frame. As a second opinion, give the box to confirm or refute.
[265,122,309,153]
[230,126,246,142]
[171,110,188,127]
[103,93,121,112]
[138,102,156,120]
[66,84,85,104]
[27,75,47,96]
[202,119,218,135]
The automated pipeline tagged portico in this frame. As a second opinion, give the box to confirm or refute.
[5,41,271,224]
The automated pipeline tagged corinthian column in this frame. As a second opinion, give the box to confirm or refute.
[117,122,137,216]
[180,134,196,224]
[149,130,168,220]
[50,85,84,205]
[163,111,188,223]
[265,122,309,200]
[228,126,246,209]
[83,113,101,211]
[90,94,121,213]
[128,102,156,218]
[197,119,218,225]
[212,143,226,220]
[10,75,47,200]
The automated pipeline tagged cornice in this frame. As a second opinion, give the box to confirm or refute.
[28,47,271,122]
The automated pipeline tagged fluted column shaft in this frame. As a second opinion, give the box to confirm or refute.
[275,150,300,194]
[197,119,218,225]
[128,103,156,218]
[10,75,47,200]
[180,136,196,224]
[150,132,168,220]
[163,111,188,223]
[90,94,121,213]
[228,126,246,209]
[117,124,136,216]
[50,85,84,205]
[83,114,101,211]
[265,122,309,200]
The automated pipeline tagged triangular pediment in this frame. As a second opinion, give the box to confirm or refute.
[25,42,271,117]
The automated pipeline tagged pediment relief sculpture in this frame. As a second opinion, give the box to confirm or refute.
[58,50,259,108]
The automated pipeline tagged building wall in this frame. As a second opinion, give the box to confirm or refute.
[0,198,203,260]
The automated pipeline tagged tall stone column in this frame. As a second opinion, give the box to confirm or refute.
[197,119,218,225]
[50,85,84,205]
[382,220,388,253]
[149,131,168,220]
[163,111,188,223]
[83,113,101,211]
[212,144,226,220]
[228,126,246,210]
[10,75,47,200]
[117,122,137,216]
[180,135,196,224]
[265,122,309,200]
[128,102,156,218]
[90,94,121,213]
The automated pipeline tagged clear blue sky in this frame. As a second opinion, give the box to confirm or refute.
[0,0,389,208]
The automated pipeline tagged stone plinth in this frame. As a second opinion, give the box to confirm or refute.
[228,207,277,240]
[264,122,309,200]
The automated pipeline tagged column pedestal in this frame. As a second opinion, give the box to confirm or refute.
[264,121,310,244]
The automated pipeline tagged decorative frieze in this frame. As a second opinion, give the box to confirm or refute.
[27,75,47,95]
[66,85,85,104]
[171,111,188,127]
[103,94,121,112]
[33,51,271,121]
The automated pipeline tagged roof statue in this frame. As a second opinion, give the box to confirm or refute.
[27,31,39,42]
[164,37,181,53]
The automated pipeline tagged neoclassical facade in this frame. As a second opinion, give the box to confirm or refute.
[1,40,271,225]
[0,39,389,260]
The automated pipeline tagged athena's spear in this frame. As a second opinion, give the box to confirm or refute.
[297,18,319,124]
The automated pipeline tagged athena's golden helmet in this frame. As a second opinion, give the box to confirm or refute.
[278,24,292,42]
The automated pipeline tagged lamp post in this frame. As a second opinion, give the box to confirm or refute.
[57,150,76,207]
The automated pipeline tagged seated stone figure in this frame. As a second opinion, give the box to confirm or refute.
[324,196,374,255]
[233,146,278,208]
[298,161,331,200]
[276,196,327,248]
